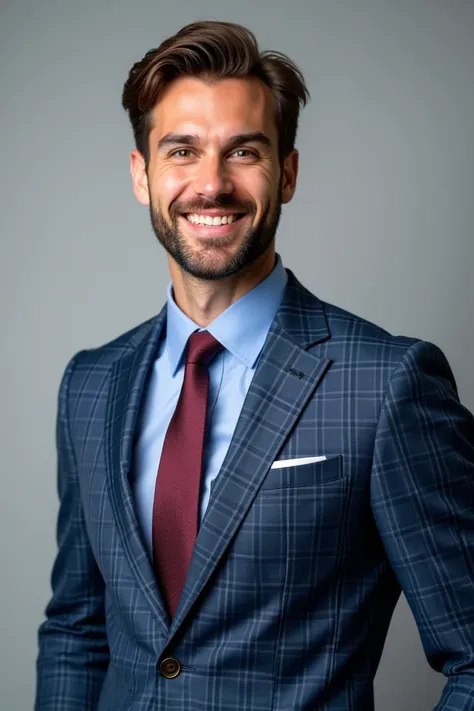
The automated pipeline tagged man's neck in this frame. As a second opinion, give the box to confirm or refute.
[169,249,276,327]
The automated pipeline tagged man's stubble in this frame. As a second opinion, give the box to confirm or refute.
[147,176,284,281]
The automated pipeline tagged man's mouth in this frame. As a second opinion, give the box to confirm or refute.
[183,212,247,226]
[178,211,249,239]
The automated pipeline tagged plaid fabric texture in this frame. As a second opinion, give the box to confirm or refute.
[35,269,474,711]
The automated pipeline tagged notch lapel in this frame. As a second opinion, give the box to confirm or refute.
[168,270,332,640]
[104,307,170,635]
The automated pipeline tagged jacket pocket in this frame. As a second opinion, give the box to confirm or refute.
[261,455,344,490]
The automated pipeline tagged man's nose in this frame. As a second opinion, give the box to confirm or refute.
[192,156,234,199]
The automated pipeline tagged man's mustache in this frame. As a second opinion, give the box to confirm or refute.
[170,197,256,216]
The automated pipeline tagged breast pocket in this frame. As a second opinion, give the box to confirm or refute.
[261,455,345,490]
[229,454,350,603]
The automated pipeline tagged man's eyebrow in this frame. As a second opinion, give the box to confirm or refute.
[225,132,272,150]
[156,131,272,151]
[157,134,199,150]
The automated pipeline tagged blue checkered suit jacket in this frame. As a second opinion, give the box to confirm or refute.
[35,269,474,710]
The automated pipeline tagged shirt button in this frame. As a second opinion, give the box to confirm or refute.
[160,657,181,678]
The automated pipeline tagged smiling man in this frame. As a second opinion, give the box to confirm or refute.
[130,73,296,321]
[35,20,474,711]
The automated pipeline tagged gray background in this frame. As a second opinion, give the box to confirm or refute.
[1,0,473,708]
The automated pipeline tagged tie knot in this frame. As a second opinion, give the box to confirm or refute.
[185,330,222,366]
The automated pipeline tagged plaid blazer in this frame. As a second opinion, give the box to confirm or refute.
[35,268,474,711]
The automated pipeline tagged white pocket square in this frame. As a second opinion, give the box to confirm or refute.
[270,456,327,469]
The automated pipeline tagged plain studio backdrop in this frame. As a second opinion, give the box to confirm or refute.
[1,1,473,709]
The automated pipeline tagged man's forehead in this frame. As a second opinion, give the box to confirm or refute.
[151,76,278,141]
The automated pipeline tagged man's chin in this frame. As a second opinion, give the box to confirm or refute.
[171,249,246,281]
[151,210,277,280]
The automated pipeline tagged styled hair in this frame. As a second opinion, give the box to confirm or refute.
[121,20,310,165]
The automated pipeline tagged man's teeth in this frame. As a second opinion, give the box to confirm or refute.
[185,214,241,226]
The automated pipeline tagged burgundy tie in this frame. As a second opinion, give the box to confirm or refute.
[152,330,223,617]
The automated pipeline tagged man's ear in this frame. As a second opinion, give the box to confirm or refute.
[130,150,150,206]
[280,148,299,205]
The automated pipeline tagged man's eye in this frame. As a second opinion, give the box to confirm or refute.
[231,149,256,159]
[170,149,194,159]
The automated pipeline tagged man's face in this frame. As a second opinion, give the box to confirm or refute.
[130,76,298,280]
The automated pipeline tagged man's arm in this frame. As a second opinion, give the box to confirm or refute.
[370,339,474,710]
[35,353,110,710]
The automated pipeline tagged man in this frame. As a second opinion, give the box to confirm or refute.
[35,20,474,711]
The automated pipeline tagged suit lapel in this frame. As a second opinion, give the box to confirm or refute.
[168,270,332,640]
[104,307,170,635]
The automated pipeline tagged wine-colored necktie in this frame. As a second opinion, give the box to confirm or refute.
[152,330,223,618]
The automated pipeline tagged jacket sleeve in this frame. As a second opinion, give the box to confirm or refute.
[370,340,474,710]
[35,353,110,710]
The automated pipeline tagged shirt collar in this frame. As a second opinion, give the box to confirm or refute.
[165,253,288,375]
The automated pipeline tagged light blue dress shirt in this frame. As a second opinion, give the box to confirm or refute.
[132,254,288,557]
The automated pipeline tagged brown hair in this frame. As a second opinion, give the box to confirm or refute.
[121,20,310,166]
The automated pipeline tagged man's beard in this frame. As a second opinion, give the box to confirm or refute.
[148,188,283,281]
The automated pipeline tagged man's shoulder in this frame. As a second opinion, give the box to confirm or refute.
[313,295,433,389]
[289,271,420,359]
[293,282,424,378]
[322,298,418,351]
[283,269,420,351]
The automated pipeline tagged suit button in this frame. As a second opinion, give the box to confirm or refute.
[160,657,181,678]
